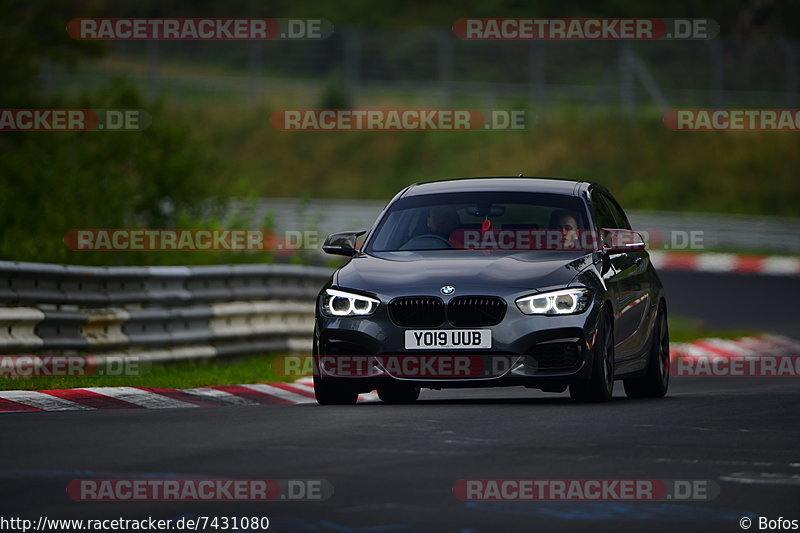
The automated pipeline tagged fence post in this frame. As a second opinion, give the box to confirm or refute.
[248,39,263,105]
[619,42,635,120]
[343,28,361,106]
[435,29,454,107]
[783,38,798,107]
[39,58,54,98]
[628,49,670,115]
[147,39,160,97]
[709,40,724,108]
[528,41,546,109]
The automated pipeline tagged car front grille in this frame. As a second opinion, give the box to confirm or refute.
[389,297,445,327]
[447,296,507,327]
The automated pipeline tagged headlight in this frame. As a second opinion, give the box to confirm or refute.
[515,288,591,316]
[322,288,380,317]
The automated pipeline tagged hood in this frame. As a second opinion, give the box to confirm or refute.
[335,251,594,295]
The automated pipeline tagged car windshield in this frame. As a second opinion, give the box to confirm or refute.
[365,191,590,253]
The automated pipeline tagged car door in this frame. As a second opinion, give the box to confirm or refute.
[602,193,652,361]
[591,191,644,361]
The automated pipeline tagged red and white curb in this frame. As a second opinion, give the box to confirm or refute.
[671,334,800,359]
[0,377,381,413]
[649,251,800,276]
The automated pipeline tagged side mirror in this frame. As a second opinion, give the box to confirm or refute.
[322,231,366,257]
[601,229,646,252]
[600,251,612,275]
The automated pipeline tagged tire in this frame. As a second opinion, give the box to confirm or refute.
[378,383,420,404]
[569,312,614,403]
[624,302,670,398]
[314,376,359,405]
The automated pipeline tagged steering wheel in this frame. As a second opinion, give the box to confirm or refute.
[400,234,452,250]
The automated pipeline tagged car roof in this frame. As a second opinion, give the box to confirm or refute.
[401,177,589,197]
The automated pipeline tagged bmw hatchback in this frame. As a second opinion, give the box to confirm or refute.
[313,177,669,404]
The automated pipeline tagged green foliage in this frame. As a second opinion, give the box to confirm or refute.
[318,72,352,110]
[0,78,240,265]
[0,2,272,266]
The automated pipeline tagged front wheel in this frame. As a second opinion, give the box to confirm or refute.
[569,312,614,403]
[314,376,359,405]
[623,302,670,398]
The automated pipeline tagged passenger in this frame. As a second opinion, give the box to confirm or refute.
[548,209,580,249]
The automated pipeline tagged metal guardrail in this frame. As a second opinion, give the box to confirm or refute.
[0,261,332,361]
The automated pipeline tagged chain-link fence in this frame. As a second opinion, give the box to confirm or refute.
[44,27,800,114]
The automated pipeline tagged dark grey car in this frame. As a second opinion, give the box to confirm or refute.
[313,177,669,404]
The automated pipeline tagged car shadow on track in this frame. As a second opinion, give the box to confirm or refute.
[353,395,679,406]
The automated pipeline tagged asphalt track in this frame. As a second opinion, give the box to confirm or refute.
[1,272,798,533]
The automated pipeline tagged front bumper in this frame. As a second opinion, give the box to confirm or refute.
[314,294,602,391]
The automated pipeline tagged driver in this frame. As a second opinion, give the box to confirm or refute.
[427,206,460,240]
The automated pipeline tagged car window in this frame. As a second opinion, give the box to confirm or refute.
[591,192,619,229]
[603,194,632,230]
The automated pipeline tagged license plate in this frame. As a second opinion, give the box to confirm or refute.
[404,329,492,350]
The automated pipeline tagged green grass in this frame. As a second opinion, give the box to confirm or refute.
[668,315,757,344]
[189,104,800,218]
[0,354,304,392]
